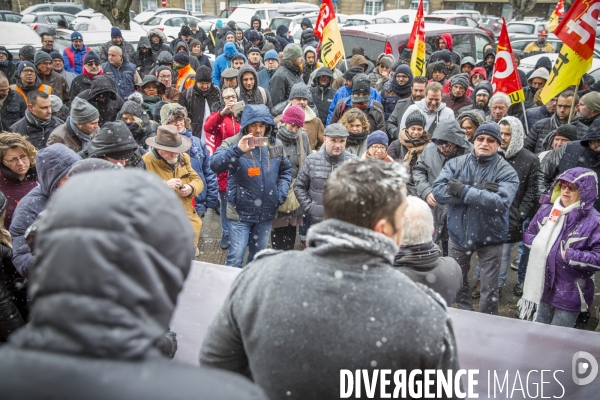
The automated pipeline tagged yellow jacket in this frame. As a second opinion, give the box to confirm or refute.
[523,41,555,54]
[142,150,204,246]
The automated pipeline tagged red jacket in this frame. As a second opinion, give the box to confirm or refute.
[204,111,241,192]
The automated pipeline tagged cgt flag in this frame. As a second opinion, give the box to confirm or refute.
[314,0,345,69]
[491,18,524,104]
[541,0,600,104]
[408,0,426,76]
[547,0,565,32]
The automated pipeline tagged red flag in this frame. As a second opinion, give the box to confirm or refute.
[407,0,425,50]
[553,0,600,60]
[491,18,524,104]
[314,0,336,41]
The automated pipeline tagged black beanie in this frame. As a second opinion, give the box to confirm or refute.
[342,66,364,80]
[556,125,579,142]
[196,65,212,83]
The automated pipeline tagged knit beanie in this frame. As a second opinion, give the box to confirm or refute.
[247,30,261,43]
[180,26,192,36]
[196,65,212,83]
[283,44,303,63]
[225,30,235,39]
[366,130,388,149]
[264,49,279,61]
[216,20,223,28]
[473,122,502,144]
[71,97,100,124]
[438,50,452,64]
[49,95,63,113]
[432,61,447,74]
[581,92,600,113]
[34,51,52,66]
[555,124,579,142]
[111,27,122,38]
[16,61,35,76]
[261,42,275,55]
[246,46,261,56]
[288,82,310,100]
[352,74,371,103]
[49,51,63,61]
[84,51,101,64]
[227,21,237,30]
[450,73,469,90]
[342,66,364,80]
[71,31,83,41]
[173,52,189,66]
[117,92,144,119]
[281,105,305,128]
[405,110,426,129]
[395,64,413,79]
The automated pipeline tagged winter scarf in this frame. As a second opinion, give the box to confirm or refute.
[68,116,93,150]
[277,124,299,143]
[0,60,9,68]
[307,218,398,264]
[346,131,369,146]
[25,110,52,129]
[395,241,440,268]
[518,198,580,320]
[384,77,412,98]
[83,68,103,79]
[399,129,429,167]
[179,129,198,157]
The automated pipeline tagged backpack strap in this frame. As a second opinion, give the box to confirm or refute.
[258,87,267,105]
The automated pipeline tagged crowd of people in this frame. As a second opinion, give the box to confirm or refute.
[0,16,599,398]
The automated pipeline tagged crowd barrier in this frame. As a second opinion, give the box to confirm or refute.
[170,261,600,398]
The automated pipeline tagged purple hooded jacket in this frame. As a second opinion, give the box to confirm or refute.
[524,167,600,312]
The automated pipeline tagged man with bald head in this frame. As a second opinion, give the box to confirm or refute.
[101,45,141,99]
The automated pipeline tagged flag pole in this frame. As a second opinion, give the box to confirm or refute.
[568,84,579,123]
[521,102,530,135]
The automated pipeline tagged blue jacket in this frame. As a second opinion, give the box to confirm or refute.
[210,104,292,224]
[9,144,81,278]
[326,85,382,125]
[431,151,519,250]
[186,134,219,215]
[101,60,137,100]
[257,68,275,91]
[212,43,238,86]
[63,44,89,74]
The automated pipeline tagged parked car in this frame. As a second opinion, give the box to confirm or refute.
[228,4,279,27]
[375,9,423,23]
[424,15,495,41]
[143,15,204,40]
[21,2,83,15]
[0,11,23,23]
[0,21,42,61]
[507,21,547,36]
[70,17,147,36]
[219,7,236,18]
[21,11,76,35]
[269,13,318,41]
[344,14,395,27]
[478,15,502,37]
[340,23,493,63]
[430,9,481,21]
[276,2,320,16]
[520,53,600,83]
[134,8,190,25]
[75,8,136,21]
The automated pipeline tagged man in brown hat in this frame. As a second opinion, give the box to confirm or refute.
[143,125,204,249]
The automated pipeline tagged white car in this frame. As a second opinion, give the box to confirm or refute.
[69,16,147,35]
[142,14,203,40]
[228,4,279,27]
[344,14,395,27]
[520,53,600,83]
[0,21,42,60]
[134,8,190,24]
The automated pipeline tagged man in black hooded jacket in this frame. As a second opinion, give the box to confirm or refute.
[310,67,335,127]
[76,75,124,127]
[0,169,269,400]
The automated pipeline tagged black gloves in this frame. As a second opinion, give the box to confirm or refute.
[473,182,499,193]
[447,179,465,198]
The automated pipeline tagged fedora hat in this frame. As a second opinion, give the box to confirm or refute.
[146,125,191,153]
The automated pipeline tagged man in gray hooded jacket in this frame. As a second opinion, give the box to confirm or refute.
[201,158,460,400]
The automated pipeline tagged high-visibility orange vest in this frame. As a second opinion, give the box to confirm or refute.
[176,64,196,91]
[10,84,52,102]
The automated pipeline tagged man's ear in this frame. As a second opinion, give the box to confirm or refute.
[373,218,392,238]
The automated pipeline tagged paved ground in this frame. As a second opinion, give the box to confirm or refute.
[197,211,599,331]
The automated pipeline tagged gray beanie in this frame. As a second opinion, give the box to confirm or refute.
[49,95,63,113]
[450,73,469,90]
[117,92,145,119]
[289,82,310,100]
[34,51,52,66]
[283,44,303,63]
[70,97,100,124]
[405,110,426,129]
[581,92,600,112]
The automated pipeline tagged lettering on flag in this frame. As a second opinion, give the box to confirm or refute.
[314,0,334,41]
[317,0,345,70]
[409,0,426,76]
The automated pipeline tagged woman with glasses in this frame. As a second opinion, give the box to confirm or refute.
[338,108,370,157]
[519,167,600,327]
[0,133,37,230]
[204,88,241,250]
[457,110,483,142]
[362,130,393,162]
[69,51,103,102]
[155,66,180,103]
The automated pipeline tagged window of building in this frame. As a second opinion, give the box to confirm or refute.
[410,0,429,13]
[184,0,202,12]
[141,0,157,12]
[364,1,383,16]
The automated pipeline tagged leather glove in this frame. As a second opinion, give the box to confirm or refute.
[447,179,465,198]
[473,182,499,193]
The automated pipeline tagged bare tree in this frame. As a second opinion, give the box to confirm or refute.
[86,0,133,29]
[0,0,12,12]
[509,0,537,21]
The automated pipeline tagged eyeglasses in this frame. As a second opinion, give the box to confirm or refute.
[558,180,578,191]
[39,61,52,66]
[436,141,454,149]
[370,145,387,152]
[86,62,100,67]
[475,136,497,144]
[3,154,28,164]
[21,70,35,75]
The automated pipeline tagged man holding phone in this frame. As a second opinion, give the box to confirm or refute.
[210,104,292,268]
